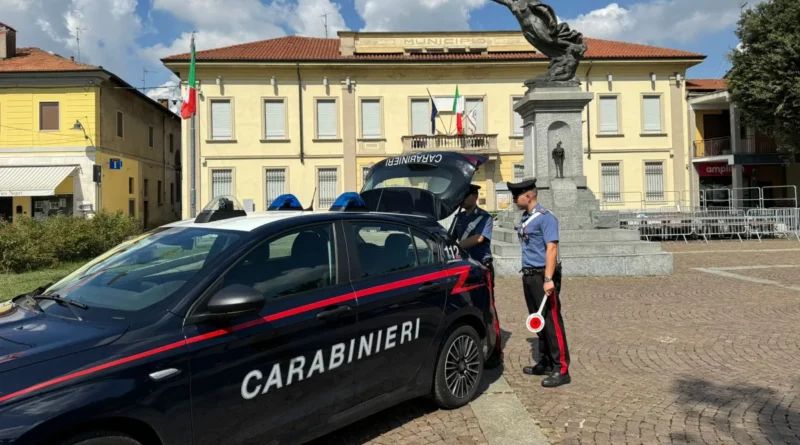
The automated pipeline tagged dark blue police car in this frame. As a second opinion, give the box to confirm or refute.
[0,152,501,445]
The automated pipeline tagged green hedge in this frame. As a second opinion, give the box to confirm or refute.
[0,211,141,274]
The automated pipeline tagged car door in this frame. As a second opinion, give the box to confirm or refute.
[184,222,359,445]
[344,220,454,406]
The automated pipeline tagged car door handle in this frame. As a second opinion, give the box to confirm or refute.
[317,305,351,321]
[418,282,442,293]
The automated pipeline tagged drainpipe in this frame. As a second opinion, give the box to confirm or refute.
[585,61,594,160]
[297,63,305,165]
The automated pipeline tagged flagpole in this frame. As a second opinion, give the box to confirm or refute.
[426,88,448,136]
[189,33,197,218]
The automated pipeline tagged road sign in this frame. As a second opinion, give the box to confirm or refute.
[109,158,122,170]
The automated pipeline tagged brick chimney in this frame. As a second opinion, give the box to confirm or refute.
[0,22,17,60]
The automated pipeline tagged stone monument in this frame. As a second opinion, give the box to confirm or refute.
[488,0,674,276]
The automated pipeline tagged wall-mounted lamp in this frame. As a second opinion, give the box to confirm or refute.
[650,73,656,82]
[323,76,328,87]
[676,73,683,82]
[216,76,222,86]
[607,73,613,83]
[346,76,351,88]
[271,76,276,87]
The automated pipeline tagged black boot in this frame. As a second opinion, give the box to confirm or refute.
[522,361,553,376]
[541,371,571,388]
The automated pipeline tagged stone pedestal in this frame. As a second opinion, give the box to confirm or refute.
[490,83,674,277]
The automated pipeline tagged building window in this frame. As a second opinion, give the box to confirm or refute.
[642,95,662,134]
[157,181,163,205]
[264,99,286,140]
[128,177,134,194]
[170,183,175,205]
[317,168,338,208]
[148,126,154,148]
[362,166,371,185]
[169,133,174,152]
[129,199,136,217]
[411,99,430,136]
[116,111,124,138]
[143,179,149,198]
[512,97,524,137]
[210,99,233,140]
[39,102,59,131]
[465,98,485,134]
[645,162,665,201]
[316,99,337,139]
[360,99,382,139]
[211,169,233,198]
[513,164,525,182]
[599,96,619,135]
[601,162,621,203]
[177,178,181,203]
[265,168,286,205]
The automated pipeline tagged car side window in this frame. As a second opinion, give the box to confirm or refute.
[412,230,441,266]
[350,222,417,278]
[221,224,337,302]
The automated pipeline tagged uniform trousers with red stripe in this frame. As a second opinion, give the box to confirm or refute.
[522,268,570,375]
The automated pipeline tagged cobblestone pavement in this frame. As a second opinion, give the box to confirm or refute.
[501,239,800,445]
[312,240,800,445]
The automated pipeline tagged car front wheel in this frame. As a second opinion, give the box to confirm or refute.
[432,324,484,409]
[58,431,142,445]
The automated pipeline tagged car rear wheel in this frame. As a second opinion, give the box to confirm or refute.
[58,431,142,445]
[432,324,484,409]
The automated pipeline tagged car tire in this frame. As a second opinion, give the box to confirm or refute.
[432,324,484,409]
[57,431,142,445]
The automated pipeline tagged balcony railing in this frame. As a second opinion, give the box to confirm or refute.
[402,134,499,153]
[693,136,780,158]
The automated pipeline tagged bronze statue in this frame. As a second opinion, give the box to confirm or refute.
[552,141,565,178]
[491,0,587,82]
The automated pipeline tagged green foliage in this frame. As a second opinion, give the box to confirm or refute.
[0,211,141,274]
[727,0,800,155]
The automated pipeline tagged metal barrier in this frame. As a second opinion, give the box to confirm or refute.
[693,209,748,242]
[746,208,800,241]
[762,185,798,209]
[618,210,694,242]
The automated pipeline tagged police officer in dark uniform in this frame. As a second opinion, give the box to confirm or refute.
[454,184,503,368]
[507,179,571,387]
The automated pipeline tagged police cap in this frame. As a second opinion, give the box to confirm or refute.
[467,184,481,195]
[507,179,537,197]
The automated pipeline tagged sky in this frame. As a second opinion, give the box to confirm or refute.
[1,0,758,109]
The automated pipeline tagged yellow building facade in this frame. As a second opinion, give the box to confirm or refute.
[0,26,182,228]
[162,31,704,216]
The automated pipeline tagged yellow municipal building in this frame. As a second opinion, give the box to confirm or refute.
[162,31,705,215]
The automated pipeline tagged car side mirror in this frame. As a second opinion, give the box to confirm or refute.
[206,284,265,320]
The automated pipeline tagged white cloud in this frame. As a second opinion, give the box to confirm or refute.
[566,1,765,44]
[288,0,348,37]
[355,0,487,32]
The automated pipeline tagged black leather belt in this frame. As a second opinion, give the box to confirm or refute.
[521,267,545,275]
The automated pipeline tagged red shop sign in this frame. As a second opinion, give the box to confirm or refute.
[697,163,754,177]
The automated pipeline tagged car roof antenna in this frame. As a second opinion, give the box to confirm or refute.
[305,187,317,211]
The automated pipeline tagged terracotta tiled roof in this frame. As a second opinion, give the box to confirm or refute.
[686,79,727,91]
[161,35,704,62]
[0,47,97,72]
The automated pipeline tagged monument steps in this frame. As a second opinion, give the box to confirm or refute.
[491,239,662,257]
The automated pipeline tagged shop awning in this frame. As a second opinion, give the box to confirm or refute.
[0,165,78,197]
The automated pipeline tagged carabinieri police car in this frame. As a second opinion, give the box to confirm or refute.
[0,152,501,445]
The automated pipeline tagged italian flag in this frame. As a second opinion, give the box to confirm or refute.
[453,85,464,135]
[180,37,197,120]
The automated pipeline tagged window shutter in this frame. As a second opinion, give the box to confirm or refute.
[265,169,286,203]
[601,163,621,202]
[211,101,232,140]
[40,102,59,131]
[643,96,661,133]
[317,100,337,139]
[600,97,619,134]
[513,98,524,136]
[645,162,664,201]
[212,169,233,198]
[361,100,381,138]
[318,168,338,208]
[411,99,430,135]
[265,101,286,139]
[466,98,485,134]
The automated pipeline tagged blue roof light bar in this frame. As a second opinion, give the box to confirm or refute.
[330,192,368,212]
[267,194,304,211]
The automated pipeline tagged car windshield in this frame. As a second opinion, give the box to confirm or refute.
[364,164,453,195]
[42,227,242,313]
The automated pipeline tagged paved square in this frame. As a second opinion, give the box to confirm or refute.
[312,240,800,445]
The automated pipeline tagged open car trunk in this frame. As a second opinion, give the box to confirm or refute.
[360,152,487,222]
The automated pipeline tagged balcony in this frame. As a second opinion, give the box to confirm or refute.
[402,134,499,154]
[693,136,780,158]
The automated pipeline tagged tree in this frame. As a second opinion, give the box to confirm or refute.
[727,0,800,155]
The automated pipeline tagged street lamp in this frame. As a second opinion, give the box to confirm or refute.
[71,119,95,146]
